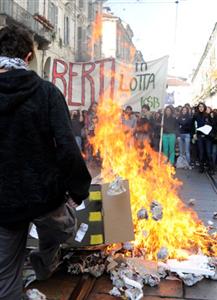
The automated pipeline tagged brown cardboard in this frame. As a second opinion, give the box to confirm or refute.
[102,180,134,244]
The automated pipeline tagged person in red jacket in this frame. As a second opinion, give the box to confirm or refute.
[0,25,91,299]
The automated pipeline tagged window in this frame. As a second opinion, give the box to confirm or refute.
[77,27,82,41]
[64,16,70,45]
[27,0,39,15]
[88,2,93,21]
[79,0,84,9]
[48,0,58,31]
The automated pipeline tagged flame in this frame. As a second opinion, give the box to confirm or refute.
[90,97,217,260]
[89,12,102,54]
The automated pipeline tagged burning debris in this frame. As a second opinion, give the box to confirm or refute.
[123,241,134,251]
[150,200,163,221]
[67,252,106,278]
[107,176,126,196]
[64,245,217,300]
[157,247,169,260]
[69,94,217,298]
[137,207,148,220]
[90,97,217,261]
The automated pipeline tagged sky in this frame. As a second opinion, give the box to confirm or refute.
[105,0,217,79]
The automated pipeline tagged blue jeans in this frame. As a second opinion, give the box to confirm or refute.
[178,133,191,163]
[212,143,217,165]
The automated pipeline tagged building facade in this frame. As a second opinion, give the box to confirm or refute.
[191,22,217,107]
[0,0,104,78]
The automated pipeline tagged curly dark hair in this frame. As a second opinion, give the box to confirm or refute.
[196,102,207,113]
[142,104,150,111]
[0,25,34,61]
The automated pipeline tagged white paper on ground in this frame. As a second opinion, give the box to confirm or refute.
[197,125,212,135]
[74,223,88,242]
[76,201,85,211]
[29,224,39,239]
[167,255,215,276]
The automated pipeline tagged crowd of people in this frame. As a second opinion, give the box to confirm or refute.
[70,101,217,175]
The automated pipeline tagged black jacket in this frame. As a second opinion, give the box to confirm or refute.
[163,115,178,135]
[177,114,192,134]
[193,112,211,136]
[210,114,217,143]
[0,69,91,226]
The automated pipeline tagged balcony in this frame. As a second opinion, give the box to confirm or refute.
[0,0,52,49]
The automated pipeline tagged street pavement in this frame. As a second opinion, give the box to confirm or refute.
[27,168,217,300]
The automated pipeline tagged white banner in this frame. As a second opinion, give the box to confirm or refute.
[51,56,169,111]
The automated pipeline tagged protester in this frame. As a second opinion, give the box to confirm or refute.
[177,106,193,165]
[162,106,178,165]
[122,105,137,134]
[210,110,217,171]
[206,106,212,115]
[193,102,213,173]
[152,111,162,151]
[70,108,84,151]
[0,25,91,300]
[184,103,192,115]
[135,104,154,146]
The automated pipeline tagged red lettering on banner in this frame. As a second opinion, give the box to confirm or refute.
[68,63,79,106]
[52,58,117,108]
[52,59,68,97]
[81,63,95,105]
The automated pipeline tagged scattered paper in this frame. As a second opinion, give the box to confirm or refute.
[107,176,126,196]
[26,289,46,300]
[75,201,85,211]
[29,224,39,239]
[188,198,196,206]
[167,255,215,277]
[74,223,88,242]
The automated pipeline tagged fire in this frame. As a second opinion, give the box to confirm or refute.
[91,97,217,260]
[89,12,102,52]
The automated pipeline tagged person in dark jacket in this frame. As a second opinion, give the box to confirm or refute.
[162,106,178,165]
[152,110,162,151]
[177,106,193,164]
[135,104,154,146]
[70,109,84,151]
[0,25,91,299]
[210,111,217,172]
[193,102,213,173]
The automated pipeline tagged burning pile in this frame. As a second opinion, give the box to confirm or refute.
[90,97,217,260]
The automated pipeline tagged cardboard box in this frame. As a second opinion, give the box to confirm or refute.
[72,180,134,247]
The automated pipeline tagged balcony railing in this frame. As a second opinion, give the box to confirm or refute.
[0,0,52,44]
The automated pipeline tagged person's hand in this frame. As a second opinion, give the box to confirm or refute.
[67,198,78,208]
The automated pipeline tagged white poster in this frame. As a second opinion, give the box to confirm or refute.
[51,55,168,111]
